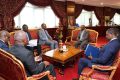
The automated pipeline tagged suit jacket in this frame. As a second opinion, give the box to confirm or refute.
[10,44,45,76]
[0,40,9,52]
[38,29,52,45]
[77,29,89,42]
[92,39,120,65]
[26,32,32,40]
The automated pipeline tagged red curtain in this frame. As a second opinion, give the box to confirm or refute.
[12,0,26,17]
[0,0,67,31]
[0,0,120,31]
[116,9,120,14]
[0,0,26,31]
[104,7,116,20]
[51,1,67,26]
[74,4,117,26]
[94,7,104,26]
[0,14,4,30]
[75,4,83,18]
[82,5,94,11]
[28,0,51,7]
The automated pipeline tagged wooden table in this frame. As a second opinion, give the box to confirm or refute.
[42,46,83,75]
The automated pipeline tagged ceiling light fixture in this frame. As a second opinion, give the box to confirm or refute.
[100,2,103,5]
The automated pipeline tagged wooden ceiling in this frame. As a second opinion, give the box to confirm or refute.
[56,0,120,9]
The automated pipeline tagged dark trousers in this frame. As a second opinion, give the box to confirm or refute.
[75,40,88,50]
[78,58,92,75]
[75,41,82,48]
[44,64,56,77]
[26,44,41,55]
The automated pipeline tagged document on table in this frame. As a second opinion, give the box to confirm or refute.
[27,39,37,47]
[44,49,55,57]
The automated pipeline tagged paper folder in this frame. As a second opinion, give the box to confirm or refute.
[85,44,100,58]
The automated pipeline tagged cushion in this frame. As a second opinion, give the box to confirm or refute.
[91,71,109,80]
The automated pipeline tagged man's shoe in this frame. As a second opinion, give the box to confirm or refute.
[72,78,79,80]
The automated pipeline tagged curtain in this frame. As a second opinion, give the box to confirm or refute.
[104,7,116,20]
[0,0,26,31]
[94,7,104,26]
[82,5,94,11]
[51,1,67,26]
[1,0,120,31]
[116,9,120,14]
[28,0,51,7]
[0,0,67,31]
[0,14,4,30]
[75,4,83,18]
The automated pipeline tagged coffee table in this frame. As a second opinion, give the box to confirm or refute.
[42,46,83,75]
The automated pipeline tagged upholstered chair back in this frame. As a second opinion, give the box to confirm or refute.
[87,29,98,45]
[0,49,27,80]
[71,29,80,41]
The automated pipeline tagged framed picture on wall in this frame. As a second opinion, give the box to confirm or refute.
[68,16,75,29]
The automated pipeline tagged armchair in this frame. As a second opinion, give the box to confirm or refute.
[0,48,54,80]
[80,50,120,80]
[65,29,98,46]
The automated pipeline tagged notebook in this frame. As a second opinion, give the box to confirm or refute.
[85,44,100,58]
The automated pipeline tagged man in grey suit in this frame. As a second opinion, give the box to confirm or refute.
[10,30,56,79]
[38,23,58,50]
[74,25,89,50]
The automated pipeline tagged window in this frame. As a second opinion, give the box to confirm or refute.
[14,2,59,29]
[111,13,120,26]
[76,9,99,27]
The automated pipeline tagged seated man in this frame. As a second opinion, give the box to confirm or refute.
[38,23,58,50]
[74,25,89,50]
[10,30,56,79]
[74,28,120,80]
[0,30,10,52]
[22,24,41,56]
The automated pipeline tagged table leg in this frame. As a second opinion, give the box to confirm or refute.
[58,64,64,75]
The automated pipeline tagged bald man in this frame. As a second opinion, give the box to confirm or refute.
[0,30,10,52]
[10,30,56,78]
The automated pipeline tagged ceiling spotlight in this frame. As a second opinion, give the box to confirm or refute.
[100,2,103,5]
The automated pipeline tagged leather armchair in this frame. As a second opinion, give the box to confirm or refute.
[0,48,54,80]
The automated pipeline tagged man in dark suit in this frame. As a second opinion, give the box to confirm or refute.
[0,30,10,52]
[74,25,89,50]
[22,24,41,56]
[75,28,120,79]
[10,30,56,79]
[38,23,58,50]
